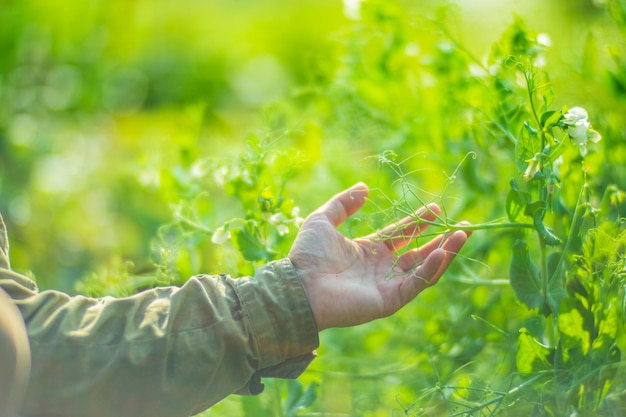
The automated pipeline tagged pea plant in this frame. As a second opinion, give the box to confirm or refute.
[346,10,626,415]
[503,87,625,416]
[152,131,306,282]
[373,99,624,416]
[475,32,625,417]
[401,25,626,417]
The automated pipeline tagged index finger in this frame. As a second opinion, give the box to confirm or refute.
[312,183,369,227]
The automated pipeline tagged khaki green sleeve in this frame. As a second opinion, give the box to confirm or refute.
[1,253,319,417]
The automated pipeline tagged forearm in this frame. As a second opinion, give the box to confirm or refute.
[2,259,318,417]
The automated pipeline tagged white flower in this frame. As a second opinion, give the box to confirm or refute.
[213,166,228,187]
[276,224,289,236]
[563,107,589,144]
[523,156,541,182]
[537,33,552,47]
[211,227,230,244]
[342,0,363,20]
[563,106,588,124]
[586,128,602,144]
[291,207,305,228]
[562,106,602,155]
[190,160,207,178]
[534,54,547,68]
[268,212,284,225]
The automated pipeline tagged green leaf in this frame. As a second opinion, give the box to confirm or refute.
[591,299,621,368]
[232,222,278,262]
[558,297,591,359]
[542,88,555,111]
[541,108,563,130]
[546,252,561,279]
[540,110,556,128]
[510,240,543,311]
[284,380,319,417]
[488,18,537,65]
[545,253,567,313]
[566,275,589,299]
[517,328,552,375]
[510,240,565,315]
[597,298,619,341]
[522,315,546,340]
[506,179,530,222]
[515,121,541,172]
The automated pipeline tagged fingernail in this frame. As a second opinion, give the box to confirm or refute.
[455,221,472,237]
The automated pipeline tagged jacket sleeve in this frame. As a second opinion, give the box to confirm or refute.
[1,215,319,417]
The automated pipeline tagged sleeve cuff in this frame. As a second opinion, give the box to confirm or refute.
[233,258,319,394]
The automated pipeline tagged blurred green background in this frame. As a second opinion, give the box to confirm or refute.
[1,0,625,415]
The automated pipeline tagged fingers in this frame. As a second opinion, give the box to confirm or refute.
[424,230,469,284]
[415,230,468,283]
[395,233,445,271]
[397,229,469,306]
[313,183,369,227]
[369,203,441,252]
[396,221,472,271]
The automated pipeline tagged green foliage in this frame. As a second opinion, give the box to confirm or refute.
[510,240,565,315]
[512,221,626,416]
[2,0,626,416]
[516,328,552,375]
[284,380,319,417]
[238,380,318,417]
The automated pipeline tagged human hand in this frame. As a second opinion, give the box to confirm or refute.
[289,183,470,331]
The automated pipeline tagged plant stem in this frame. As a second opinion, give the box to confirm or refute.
[549,183,589,285]
[419,219,535,232]
[449,374,546,416]
[374,219,535,243]
[176,214,214,234]
[539,236,548,305]
[525,68,542,128]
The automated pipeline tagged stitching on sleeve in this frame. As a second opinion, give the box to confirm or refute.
[0,212,11,269]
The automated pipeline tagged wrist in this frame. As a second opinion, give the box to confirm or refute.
[289,261,328,332]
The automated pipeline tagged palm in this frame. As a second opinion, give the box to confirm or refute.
[289,183,469,331]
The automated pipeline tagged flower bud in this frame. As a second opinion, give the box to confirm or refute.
[523,157,541,182]
[211,227,230,244]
